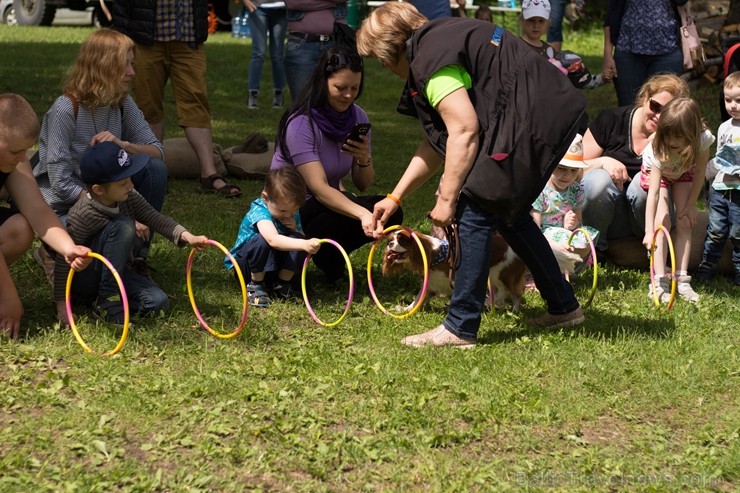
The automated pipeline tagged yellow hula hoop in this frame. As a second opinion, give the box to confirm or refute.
[366,225,429,319]
[566,227,599,308]
[301,239,354,327]
[65,252,130,357]
[186,239,248,339]
[650,225,677,310]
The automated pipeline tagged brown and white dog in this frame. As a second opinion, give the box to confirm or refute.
[382,229,582,312]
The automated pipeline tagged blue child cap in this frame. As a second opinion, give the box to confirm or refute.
[80,141,148,185]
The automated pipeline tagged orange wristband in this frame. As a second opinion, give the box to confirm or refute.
[386,193,402,206]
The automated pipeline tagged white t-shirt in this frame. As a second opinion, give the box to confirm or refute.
[642,129,715,181]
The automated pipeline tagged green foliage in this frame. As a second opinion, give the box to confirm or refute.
[0,24,738,492]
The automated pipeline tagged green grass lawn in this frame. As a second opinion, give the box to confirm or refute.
[1,24,738,492]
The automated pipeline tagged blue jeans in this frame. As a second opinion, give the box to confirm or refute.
[703,189,740,270]
[247,7,287,92]
[444,196,579,340]
[284,34,334,100]
[547,0,566,43]
[233,232,306,281]
[581,169,647,250]
[613,48,684,107]
[71,216,169,315]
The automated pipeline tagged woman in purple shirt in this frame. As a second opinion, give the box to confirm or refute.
[271,46,403,282]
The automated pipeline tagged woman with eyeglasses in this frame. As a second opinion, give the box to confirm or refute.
[271,46,403,284]
[581,73,689,254]
[357,3,587,348]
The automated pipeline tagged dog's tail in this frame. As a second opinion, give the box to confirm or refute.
[552,248,583,274]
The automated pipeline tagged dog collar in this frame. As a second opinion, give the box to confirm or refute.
[431,239,449,267]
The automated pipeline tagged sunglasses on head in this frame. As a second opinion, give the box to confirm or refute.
[648,98,664,114]
[327,53,363,70]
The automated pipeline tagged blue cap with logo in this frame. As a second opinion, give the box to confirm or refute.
[80,142,148,185]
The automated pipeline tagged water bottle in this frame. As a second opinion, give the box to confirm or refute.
[231,11,251,38]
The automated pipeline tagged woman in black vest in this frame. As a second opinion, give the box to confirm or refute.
[357,3,587,348]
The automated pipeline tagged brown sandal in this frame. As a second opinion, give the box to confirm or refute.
[197,174,242,198]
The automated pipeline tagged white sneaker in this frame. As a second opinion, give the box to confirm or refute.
[676,275,700,303]
[648,276,672,304]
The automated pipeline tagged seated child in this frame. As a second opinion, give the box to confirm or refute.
[532,134,600,270]
[520,0,603,89]
[54,141,208,325]
[0,93,91,339]
[695,72,740,285]
[227,167,321,308]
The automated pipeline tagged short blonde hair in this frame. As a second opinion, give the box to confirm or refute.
[634,73,689,108]
[724,71,740,91]
[0,93,40,142]
[357,2,427,67]
[63,29,135,110]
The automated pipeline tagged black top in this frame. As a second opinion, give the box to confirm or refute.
[0,171,8,191]
[587,105,643,178]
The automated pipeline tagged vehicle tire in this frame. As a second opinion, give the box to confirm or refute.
[2,5,17,25]
[12,0,56,25]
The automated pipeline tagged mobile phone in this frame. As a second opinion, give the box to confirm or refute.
[346,123,371,143]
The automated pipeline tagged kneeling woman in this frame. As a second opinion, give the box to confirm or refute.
[271,46,403,282]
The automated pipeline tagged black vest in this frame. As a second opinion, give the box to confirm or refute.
[400,18,587,225]
[113,0,210,47]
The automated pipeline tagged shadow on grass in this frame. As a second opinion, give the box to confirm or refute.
[478,307,676,345]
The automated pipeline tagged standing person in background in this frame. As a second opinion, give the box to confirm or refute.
[547,0,585,51]
[244,0,288,110]
[283,0,347,101]
[602,0,687,107]
[34,29,168,282]
[112,0,242,199]
[547,0,566,51]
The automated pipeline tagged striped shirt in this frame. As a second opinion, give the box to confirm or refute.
[53,191,188,301]
[156,0,196,43]
[35,94,164,214]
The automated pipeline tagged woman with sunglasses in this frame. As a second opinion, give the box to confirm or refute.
[271,46,403,284]
[581,73,689,254]
[357,3,587,348]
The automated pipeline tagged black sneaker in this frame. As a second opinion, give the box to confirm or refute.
[93,295,127,327]
[272,281,298,300]
[693,261,716,282]
[734,270,740,286]
[272,90,283,108]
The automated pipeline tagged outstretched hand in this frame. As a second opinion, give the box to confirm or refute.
[370,198,398,237]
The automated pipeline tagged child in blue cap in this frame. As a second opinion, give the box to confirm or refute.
[54,141,209,325]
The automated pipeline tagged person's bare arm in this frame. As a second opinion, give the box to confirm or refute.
[6,160,91,269]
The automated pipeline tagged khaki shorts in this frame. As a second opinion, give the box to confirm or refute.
[133,41,212,128]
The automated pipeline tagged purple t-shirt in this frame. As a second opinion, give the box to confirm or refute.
[271,104,370,198]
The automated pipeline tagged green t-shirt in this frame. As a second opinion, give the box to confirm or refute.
[424,64,473,108]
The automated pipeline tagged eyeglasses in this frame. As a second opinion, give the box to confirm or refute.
[648,98,664,114]
[327,53,363,71]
